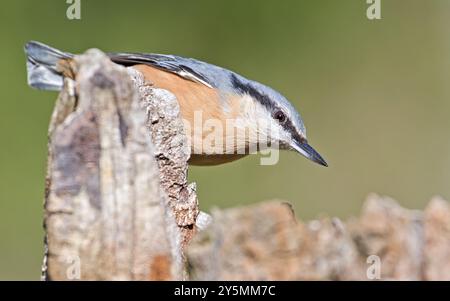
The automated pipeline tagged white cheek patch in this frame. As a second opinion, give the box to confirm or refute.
[234,95,289,148]
[216,94,303,156]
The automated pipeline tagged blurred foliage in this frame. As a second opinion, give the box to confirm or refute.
[0,0,449,279]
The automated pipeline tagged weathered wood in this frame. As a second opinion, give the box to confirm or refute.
[422,197,450,280]
[40,48,449,281]
[187,195,450,280]
[43,49,198,280]
[127,68,199,251]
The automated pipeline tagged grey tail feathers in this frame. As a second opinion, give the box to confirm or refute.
[24,41,74,91]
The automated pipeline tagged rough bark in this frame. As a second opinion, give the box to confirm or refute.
[127,69,199,251]
[187,195,450,281]
[43,49,197,280]
[41,48,450,281]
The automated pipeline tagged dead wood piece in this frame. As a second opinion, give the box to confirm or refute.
[187,195,450,280]
[127,68,199,250]
[43,49,197,280]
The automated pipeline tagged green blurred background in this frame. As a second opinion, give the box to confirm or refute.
[1,0,449,279]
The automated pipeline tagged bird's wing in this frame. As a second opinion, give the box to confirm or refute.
[107,53,213,88]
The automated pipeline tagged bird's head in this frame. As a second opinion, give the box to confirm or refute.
[230,74,328,167]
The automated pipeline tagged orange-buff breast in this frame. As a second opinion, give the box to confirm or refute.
[132,64,246,165]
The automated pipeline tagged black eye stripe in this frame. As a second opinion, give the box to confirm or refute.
[285,120,304,142]
[230,73,303,141]
[231,74,273,111]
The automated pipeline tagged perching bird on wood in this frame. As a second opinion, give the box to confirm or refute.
[24,41,327,167]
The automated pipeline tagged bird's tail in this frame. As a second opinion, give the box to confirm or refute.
[24,41,74,91]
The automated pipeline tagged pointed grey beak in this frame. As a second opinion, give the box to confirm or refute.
[292,141,328,167]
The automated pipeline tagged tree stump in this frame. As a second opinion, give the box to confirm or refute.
[43,49,198,280]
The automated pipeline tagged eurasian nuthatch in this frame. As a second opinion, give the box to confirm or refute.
[25,41,327,167]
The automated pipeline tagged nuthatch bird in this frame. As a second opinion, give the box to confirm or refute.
[25,41,327,167]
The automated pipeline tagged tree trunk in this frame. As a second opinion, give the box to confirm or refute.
[42,49,198,280]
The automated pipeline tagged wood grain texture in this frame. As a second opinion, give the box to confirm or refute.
[187,195,450,280]
[42,49,199,280]
[128,68,199,253]
[40,48,449,281]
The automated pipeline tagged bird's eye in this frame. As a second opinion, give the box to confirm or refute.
[273,110,287,124]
